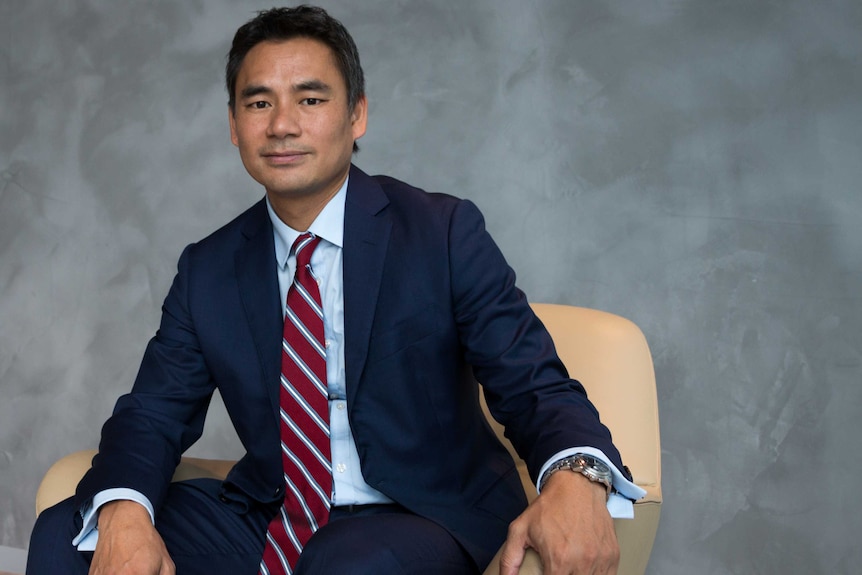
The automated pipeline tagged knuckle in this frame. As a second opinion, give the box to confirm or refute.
[506,518,526,539]
[582,546,600,565]
[546,543,569,567]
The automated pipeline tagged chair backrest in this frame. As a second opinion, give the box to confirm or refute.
[480,303,661,499]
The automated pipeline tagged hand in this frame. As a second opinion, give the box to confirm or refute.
[89,500,175,575]
[498,470,619,575]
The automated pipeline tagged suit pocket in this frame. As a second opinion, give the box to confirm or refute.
[366,304,446,365]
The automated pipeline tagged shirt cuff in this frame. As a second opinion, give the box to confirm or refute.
[72,489,155,551]
[537,447,647,519]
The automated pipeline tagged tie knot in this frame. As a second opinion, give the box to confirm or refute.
[292,233,321,270]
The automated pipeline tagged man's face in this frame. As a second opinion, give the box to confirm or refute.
[229,37,366,206]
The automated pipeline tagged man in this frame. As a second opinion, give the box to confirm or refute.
[28,6,643,575]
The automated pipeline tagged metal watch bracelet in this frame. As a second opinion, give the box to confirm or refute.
[538,453,613,500]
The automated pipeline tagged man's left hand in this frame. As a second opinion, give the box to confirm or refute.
[498,469,619,575]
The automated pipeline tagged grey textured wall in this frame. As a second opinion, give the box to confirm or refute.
[2,0,860,572]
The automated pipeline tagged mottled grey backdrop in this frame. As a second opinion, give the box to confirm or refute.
[2,0,860,573]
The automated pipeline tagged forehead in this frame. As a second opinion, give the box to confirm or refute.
[236,37,344,90]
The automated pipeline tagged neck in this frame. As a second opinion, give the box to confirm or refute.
[266,171,347,231]
[267,190,336,231]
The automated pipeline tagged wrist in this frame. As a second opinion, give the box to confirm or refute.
[97,499,152,530]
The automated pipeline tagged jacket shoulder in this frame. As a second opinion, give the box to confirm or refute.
[369,173,470,220]
[186,198,269,254]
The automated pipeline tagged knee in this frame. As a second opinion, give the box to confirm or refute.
[27,497,87,575]
[31,497,77,543]
[294,523,400,574]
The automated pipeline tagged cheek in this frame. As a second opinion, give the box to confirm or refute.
[235,137,254,162]
[234,116,266,143]
[312,114,351,139]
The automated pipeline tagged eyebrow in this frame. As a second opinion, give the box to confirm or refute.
[294,79,333,94]
[239,80,333,100]
[240,84,273,100]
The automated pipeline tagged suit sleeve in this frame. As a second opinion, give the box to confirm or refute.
[446,199,628,482]
[75,244,215,511]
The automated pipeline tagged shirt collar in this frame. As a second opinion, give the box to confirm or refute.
[266,176,348,270]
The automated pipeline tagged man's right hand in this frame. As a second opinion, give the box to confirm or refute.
[89,500,175,575]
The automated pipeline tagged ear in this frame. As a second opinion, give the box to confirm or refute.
[350,95,368,141]
[228,105,239,147]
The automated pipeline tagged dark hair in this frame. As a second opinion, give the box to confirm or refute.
[225,5,365,113]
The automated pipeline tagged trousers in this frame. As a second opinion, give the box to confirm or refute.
[26,478,478,574]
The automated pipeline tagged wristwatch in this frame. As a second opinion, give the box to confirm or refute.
[539,453,613,500]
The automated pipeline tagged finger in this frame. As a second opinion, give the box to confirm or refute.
[497,541,527,575]
[498,524,530,575]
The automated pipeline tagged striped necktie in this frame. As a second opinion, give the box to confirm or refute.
[260,233,331,574]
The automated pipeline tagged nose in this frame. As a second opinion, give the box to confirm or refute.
[267,104,300,139]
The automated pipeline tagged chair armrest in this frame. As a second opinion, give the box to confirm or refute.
[35,450,236,516]
[35,450,98,516]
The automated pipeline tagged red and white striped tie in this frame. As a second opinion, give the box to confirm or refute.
[260,233,331,575]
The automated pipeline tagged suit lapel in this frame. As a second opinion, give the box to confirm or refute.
[342,165,391,404]
[234,200,284,418]
[234,168,390,416]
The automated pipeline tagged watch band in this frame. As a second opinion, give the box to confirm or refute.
[539,453,613,500]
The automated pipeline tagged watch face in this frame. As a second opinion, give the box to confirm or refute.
[577,454,611,479]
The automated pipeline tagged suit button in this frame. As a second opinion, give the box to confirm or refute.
[219,495,228,502]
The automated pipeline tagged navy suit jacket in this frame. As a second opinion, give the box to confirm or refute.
[77,165,627,567]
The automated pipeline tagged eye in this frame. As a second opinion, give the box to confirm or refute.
[302,98,324,106]
[248,101,270,109]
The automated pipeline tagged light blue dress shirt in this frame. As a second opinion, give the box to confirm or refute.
[266,178,392,506]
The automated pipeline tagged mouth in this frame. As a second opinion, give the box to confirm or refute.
[261,150,309,165]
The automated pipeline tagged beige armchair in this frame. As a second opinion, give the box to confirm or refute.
[36,303,661,574]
